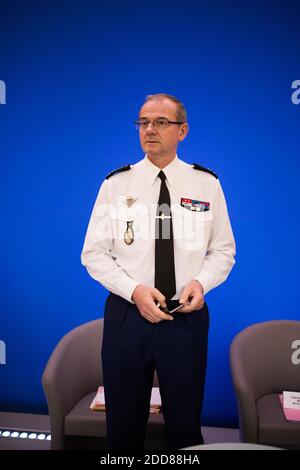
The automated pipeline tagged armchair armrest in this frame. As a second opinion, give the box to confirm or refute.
[230,340,258,443]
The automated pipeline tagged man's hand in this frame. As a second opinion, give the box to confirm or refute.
[131,285,174,323]
[178,279,205,313]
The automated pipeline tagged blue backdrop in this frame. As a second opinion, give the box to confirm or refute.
[0,0,299,427]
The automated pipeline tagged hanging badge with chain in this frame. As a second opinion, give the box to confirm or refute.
[124,220,134,245]
[121,195,137,245]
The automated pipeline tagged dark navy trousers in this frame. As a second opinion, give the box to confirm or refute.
[101,293,209,450]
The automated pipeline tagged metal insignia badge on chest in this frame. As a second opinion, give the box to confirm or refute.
[124,221,134,245]
[121,196,137,245]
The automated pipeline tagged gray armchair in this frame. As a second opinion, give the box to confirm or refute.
[230,320,300,449]
[42,319,166,449]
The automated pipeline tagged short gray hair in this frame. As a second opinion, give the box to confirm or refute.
[143,93,187,123]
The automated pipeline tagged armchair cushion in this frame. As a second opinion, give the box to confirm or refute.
[65,390,166,445]
[257,394,300,448]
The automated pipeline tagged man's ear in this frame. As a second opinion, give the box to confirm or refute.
[178,123,189,141]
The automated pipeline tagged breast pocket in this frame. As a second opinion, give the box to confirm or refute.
[111,209,152,252]
[173,205,213,251]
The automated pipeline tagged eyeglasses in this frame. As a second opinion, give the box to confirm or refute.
[134,118,185,130]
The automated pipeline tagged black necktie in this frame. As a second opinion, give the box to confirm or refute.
[154,171,176,300]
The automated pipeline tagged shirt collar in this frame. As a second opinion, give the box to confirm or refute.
[142,154,180,185]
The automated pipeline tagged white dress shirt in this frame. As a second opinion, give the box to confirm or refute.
[81,155,236,303]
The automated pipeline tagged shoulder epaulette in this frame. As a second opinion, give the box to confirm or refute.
[193,163,218,179]
[105,164,131,180]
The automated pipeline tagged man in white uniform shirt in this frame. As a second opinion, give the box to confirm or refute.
[81,93,236,450]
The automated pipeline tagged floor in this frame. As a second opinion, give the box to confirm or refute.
[0,411,240,450]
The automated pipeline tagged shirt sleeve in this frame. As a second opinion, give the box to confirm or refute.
[81,179,140,303]
[193,178,236,295]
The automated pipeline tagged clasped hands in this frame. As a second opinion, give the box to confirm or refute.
[132,280,204,324]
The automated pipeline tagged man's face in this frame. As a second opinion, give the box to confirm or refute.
[138,98,188,159]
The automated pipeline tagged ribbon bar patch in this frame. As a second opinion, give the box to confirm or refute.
[181,198,210,212]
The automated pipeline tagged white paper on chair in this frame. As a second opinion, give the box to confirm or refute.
[90,386,105,411]
[90,386,162,413]
[150,387,162,407]
[283,391,300,409]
